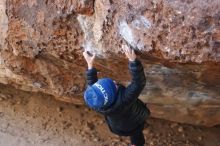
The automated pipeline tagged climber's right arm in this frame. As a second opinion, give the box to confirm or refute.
[122,44,146,104]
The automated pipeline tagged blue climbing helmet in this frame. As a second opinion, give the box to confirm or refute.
[84,78,117,109]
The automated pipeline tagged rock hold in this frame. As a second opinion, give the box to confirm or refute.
[57,106,64,112]
[85,121,95,131]
[178,126,184,133]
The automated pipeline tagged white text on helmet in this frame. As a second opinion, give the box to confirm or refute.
[94,83,108,105]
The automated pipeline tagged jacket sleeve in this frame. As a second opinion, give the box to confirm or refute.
[122,59,146,104]
[86,68,98,86]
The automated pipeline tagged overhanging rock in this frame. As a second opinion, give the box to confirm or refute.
[0,0,219,126]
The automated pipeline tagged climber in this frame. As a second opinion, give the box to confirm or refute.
[83,44,150,146]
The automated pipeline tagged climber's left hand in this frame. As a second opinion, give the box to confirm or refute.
[83,51,96,69]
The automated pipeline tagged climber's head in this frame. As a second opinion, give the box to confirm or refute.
[84,78,117,109]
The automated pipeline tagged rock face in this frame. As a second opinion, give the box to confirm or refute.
[0,0,219,126]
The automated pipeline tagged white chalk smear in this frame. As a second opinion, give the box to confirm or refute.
[83,41,92,52]
[137,41,145,50]
[140,16,151,29]
[119,20,136,47]
[77,15,95,53]
[132,16,152,30]
[132,19,142,30]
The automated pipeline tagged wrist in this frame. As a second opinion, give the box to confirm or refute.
[88,63,93,69]
[129,58,136,62]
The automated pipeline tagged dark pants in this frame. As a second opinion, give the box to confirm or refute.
[130,131,145,146]
[129,123,146,146]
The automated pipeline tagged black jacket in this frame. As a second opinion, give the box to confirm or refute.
[86,59,150,136]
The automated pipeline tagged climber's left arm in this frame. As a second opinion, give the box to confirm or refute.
[83,51,98,86]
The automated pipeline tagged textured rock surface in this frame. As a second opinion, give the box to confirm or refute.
[0,0,219,126]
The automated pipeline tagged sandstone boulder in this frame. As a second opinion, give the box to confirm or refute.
[0,0,219,126]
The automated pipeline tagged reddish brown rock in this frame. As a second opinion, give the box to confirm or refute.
[0,0,219,126]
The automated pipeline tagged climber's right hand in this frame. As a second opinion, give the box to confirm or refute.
[122,44,137,62]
